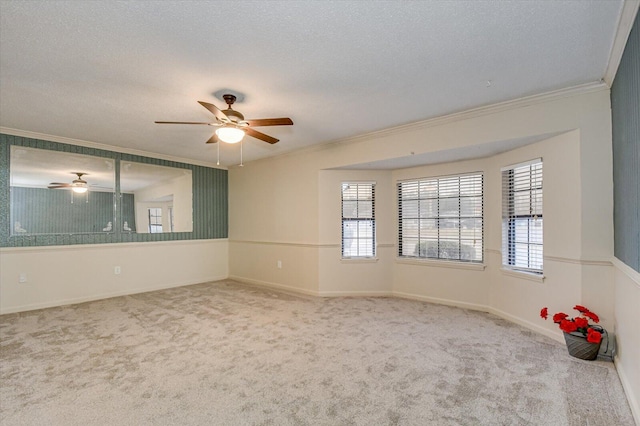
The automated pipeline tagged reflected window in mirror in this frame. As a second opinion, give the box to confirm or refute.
[10,146,116,235]
[120,161,193,233]
[148,208,163,233]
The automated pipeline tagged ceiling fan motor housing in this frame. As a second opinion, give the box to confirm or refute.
[72,172,87,185]
[222,94,244,122]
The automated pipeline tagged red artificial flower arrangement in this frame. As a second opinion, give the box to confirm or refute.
[540,305,602,344]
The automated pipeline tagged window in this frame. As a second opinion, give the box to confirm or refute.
[148,207,163,233]
[501,159,543,274]
[342,182,375,258]
[398,173,483,262]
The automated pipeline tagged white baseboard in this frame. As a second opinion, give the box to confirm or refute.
[392,291,489,313]
[488,306,564,344]
[0,275,228,315]
[391,291,564,344]
[318,290,394,297]
[228,275,319,297]
[615,355,640,426]
[229,276,394,298]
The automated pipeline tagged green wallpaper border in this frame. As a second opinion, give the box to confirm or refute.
[1,133,228,247]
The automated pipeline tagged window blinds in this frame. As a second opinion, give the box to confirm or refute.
[398,173,483,262]
[501,160,543,273]
[342,182,375,258]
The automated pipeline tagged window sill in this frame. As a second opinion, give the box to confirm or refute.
[341,257,379,264]
[396,258,486,271]
[500,268,545,283]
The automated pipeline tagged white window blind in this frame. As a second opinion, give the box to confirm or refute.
[398,173,483,262]
[501,160,543,273]
[342,182,375,258]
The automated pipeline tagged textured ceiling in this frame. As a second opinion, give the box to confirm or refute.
[0,1,625,167]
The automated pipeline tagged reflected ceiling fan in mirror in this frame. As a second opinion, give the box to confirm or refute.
[48,172,90,193]
[155,94,293,165]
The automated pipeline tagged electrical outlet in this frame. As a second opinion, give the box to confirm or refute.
[277,260,282,269]
[19,273,27,283]
[114,266,121,275]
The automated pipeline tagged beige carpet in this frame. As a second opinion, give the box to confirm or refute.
[0,280,634,425]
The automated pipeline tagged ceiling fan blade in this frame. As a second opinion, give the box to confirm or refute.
[198,101,229,122]
[246,118,293,127]
[155,121,212,125]
[48,184,70,189]
[205,133,219,144]
[244,127,279,144]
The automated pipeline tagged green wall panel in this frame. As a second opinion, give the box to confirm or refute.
[11,187,115,234]
[611,11,640,273]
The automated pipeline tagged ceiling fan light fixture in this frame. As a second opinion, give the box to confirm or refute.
[215,126,245,144]
[72,186,88,194]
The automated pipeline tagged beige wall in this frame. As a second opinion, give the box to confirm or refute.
[230,89,614,319]
[0,239,228,314]
[317,170,394,296]
[227,156,321,294]
[389,130,616,336]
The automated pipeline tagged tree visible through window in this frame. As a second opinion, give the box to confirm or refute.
[501,159,543,274]
[342,182,375,258]
[398,173,483,262]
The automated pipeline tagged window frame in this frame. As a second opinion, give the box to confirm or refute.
[501,159,543,275]
[341,182,376,259]
[397,172,484,263]
[148,207,163,234]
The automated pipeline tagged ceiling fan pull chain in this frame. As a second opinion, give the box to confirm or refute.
[240,139,244,167]
[217,141,220,166]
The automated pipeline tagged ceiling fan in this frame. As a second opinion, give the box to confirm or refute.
[155,94,293,145]
[48,172,90,193]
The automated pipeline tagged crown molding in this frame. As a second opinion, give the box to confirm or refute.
[325,82,607,145]
[0,127,225,170]
[604,0,640,87]
[241,81,608,167]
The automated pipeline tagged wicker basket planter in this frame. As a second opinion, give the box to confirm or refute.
[563,332,602,360]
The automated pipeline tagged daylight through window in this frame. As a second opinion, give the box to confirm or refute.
[501,159,543,274]
[398,173,483,262]
[148,207,163,234]
[342,182,375,258]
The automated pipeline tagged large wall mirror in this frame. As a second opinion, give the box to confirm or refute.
[9,147,194,235]
[120,161,193,233]
[2,133,227,247]
[10,146,116,235]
